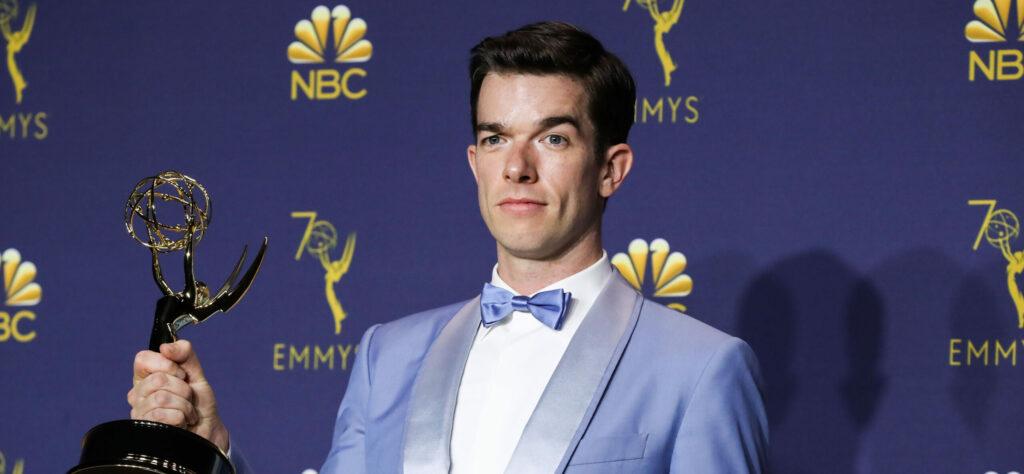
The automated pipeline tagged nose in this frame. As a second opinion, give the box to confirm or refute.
[503,142,537,184]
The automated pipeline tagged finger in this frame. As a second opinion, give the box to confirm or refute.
[160,340,208,385]
[136,407,192,428]
[133,349,187,385]
[128,371,193,407]
[130,391,197,427]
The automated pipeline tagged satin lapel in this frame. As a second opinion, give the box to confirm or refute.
[504,275,643,474]
[402,297,481,474]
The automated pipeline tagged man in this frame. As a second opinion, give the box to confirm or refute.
[129,21,769,473]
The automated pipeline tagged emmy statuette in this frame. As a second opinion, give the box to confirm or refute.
[70,172,267,474]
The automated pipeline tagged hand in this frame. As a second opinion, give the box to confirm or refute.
[128,339,230,453]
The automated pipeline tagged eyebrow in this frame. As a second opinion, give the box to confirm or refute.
[476,121,506,135]
[537,115,581,133]
[475,115,582,135]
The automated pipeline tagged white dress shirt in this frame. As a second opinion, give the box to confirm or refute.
[450,252,614,474]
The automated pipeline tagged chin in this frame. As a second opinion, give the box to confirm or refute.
[496,235,567,261]
[494,235,542,256]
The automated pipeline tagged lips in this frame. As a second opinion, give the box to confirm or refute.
[498,197,545,206]
[497,197,546,214]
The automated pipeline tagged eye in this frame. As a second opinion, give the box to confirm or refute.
[543,135,568,147]
[481,135,502,146]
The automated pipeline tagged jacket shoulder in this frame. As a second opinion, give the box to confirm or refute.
[370,298,474,347]
[632,298,757,373]
[637,299,735,345]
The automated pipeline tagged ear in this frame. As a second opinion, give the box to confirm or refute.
[598,143,633,198]
[467,144,479,182]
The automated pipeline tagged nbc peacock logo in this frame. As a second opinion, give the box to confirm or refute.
[965,0,1024,81]
[287,5,372,64]
[1,248,40,343]
[0,449,26,474]
[965,0,1024,42]
[612,238,692,312]
[288,5,372,101]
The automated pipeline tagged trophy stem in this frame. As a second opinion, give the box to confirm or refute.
[150,295,187,352]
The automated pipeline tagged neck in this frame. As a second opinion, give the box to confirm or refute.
[495,230,604,295]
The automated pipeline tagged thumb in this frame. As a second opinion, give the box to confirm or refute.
[160,339,207,384]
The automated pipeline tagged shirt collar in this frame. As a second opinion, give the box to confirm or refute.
[489,250,612,310]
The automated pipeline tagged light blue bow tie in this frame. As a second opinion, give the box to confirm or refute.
[480,283,572,330]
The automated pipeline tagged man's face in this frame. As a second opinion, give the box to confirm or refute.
[468,73,605,260]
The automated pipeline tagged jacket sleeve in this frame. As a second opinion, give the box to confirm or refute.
[319,323,382,474]
[670,337,769,473]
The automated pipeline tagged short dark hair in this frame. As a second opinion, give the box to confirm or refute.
[469,21,636,156]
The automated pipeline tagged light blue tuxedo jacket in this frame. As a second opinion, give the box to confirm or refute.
[255,273,768,473]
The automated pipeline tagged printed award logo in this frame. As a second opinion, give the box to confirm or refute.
[292,211,356,335]
[1,248,40,343]
[288,5,372,101]
[0,0,33,104]
[969,200,1023,327]
[271,211,359,372]
[621,0,699,125]
[948,200,1024,367]
[612,238,693,312]
[965,0,1024,81]
[623,0,684,87]
[0,0,46,140]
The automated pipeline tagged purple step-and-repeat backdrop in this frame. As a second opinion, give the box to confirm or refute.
[1,0,1023,472]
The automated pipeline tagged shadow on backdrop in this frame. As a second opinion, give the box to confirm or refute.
[690,251,760,333]
[854,249,983,473]
[949,270,1001,436]
[736,250,885,474]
